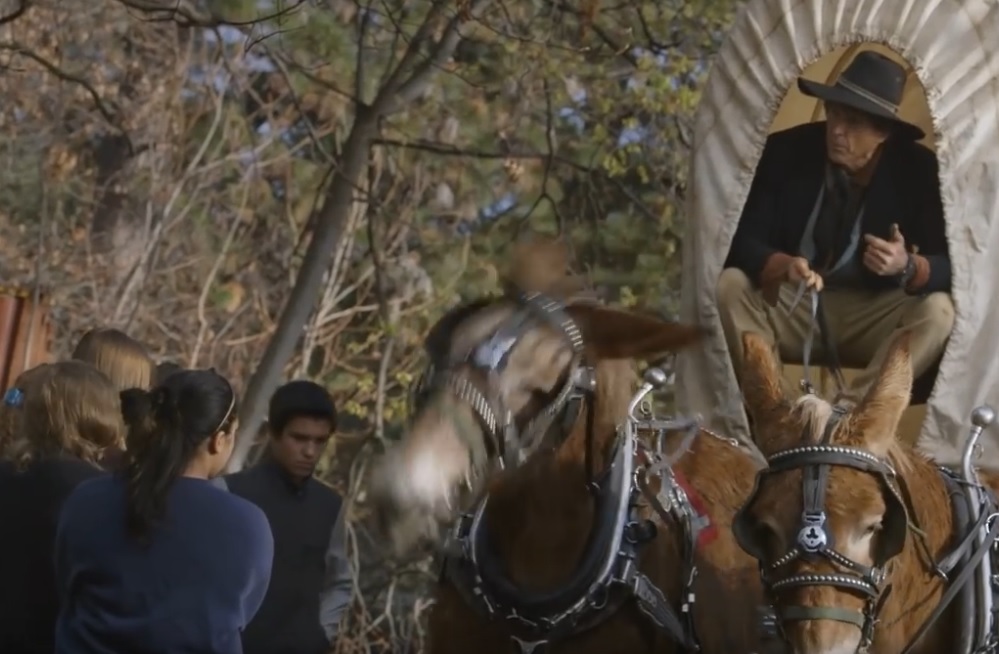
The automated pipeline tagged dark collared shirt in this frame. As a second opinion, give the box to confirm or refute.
[217,459,350,654]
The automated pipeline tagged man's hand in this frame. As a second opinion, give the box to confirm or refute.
[863,224,909,276]
[786,256,824,292]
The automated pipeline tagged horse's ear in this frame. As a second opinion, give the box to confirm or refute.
[851,331,913,458]
[566,305,706,360]
[741,331,789,451]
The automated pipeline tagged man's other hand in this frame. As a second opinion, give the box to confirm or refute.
[863,224,908,276]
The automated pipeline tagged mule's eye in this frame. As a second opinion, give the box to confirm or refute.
[864,522,882,535]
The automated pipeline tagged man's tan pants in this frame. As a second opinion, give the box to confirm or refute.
[716,268,955,398]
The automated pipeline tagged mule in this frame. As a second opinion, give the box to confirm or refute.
[369,239,772,654]
[732,329,999,654]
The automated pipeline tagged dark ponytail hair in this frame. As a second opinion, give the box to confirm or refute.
[121,369,236,542]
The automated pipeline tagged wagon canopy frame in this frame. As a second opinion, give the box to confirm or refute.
[676,0,999,465]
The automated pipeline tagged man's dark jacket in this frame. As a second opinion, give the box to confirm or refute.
[725,121,951,294]
[221,459,347,654]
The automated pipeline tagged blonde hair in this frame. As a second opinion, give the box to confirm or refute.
[72,328,154,392]
[3,361,126,469]
[0,364,50,456]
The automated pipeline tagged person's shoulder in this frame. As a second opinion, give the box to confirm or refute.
[67,472,116,498]
[765,121,824,147]
[59,474,118,523]
[220,464,261,492]
[757,122,824,168]
[228,495,274,555]
[223,466,254,482]
[309,478,343,500]
[890,138,937,171]
[309,478,344,509]
[218,488,271,531]
[61,457,106,485]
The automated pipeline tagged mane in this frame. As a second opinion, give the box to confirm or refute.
[792,393,837,443]
[791,393,913,474]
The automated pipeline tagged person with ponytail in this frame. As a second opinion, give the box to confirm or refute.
[54,369,274,654]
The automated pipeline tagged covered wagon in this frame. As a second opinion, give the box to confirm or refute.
[676,0,999,467]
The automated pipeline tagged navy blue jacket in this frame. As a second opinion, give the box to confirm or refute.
[54,475,274,654]
[725,121,951,294]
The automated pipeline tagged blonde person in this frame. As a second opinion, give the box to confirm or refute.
[71,327,155,392]
[54,369,274,654]
[72,327,155,469]
[0,361,123,654]
[0,364,50,454]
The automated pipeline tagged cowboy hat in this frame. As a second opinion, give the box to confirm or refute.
[797,50,926,141]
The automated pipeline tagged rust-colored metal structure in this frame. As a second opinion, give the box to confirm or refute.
[0,286,52,391]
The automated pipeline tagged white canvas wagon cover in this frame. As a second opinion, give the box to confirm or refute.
[676,0,999,467]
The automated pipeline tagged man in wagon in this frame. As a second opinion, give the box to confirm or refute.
[716,51,954,402]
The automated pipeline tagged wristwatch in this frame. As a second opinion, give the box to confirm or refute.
[896,253,916,288]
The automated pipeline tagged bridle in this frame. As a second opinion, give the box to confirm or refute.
[410,291,596,472]
[732,406,908,653]
[411,290,711,652]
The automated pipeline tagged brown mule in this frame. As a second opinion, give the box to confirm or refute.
[732,329,999,653]
[368,238,770,654]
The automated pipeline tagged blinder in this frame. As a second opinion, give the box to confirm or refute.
[733,455,908,566]
[732,407,910,652]
[409,291,593,469]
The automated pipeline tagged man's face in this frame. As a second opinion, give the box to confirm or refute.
[270,415,333,480]
[824,101,890,172]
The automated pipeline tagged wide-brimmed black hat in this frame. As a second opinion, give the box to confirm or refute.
[797,50,925,141]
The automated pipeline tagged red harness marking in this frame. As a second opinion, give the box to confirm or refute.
[672,470,718,548]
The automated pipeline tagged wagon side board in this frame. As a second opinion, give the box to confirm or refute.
[0,288,53,391]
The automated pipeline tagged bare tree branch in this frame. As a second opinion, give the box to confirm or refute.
[0,42,128,144]
[517,77,564,235]
[375,0,492,114]
[372,136,587,171]
[0,0,29,26]
[113,0,306,28]
[228,0,496,470]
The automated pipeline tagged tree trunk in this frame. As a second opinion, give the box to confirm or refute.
[226,109,379,471]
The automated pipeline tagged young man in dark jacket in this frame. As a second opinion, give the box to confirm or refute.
[717,51,953,399]
[217,381,351,654]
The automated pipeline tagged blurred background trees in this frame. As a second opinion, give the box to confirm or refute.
[0,0,741,649]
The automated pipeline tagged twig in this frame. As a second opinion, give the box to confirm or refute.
[0,42,128,145]
[0,0,29,26]
[375,0,493,115]
[516,77,564,236]
[354,0,374,106]
[190,191,248,368]
[113,0,305,28]
[112,76,229,323]
[372,136,588,171]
